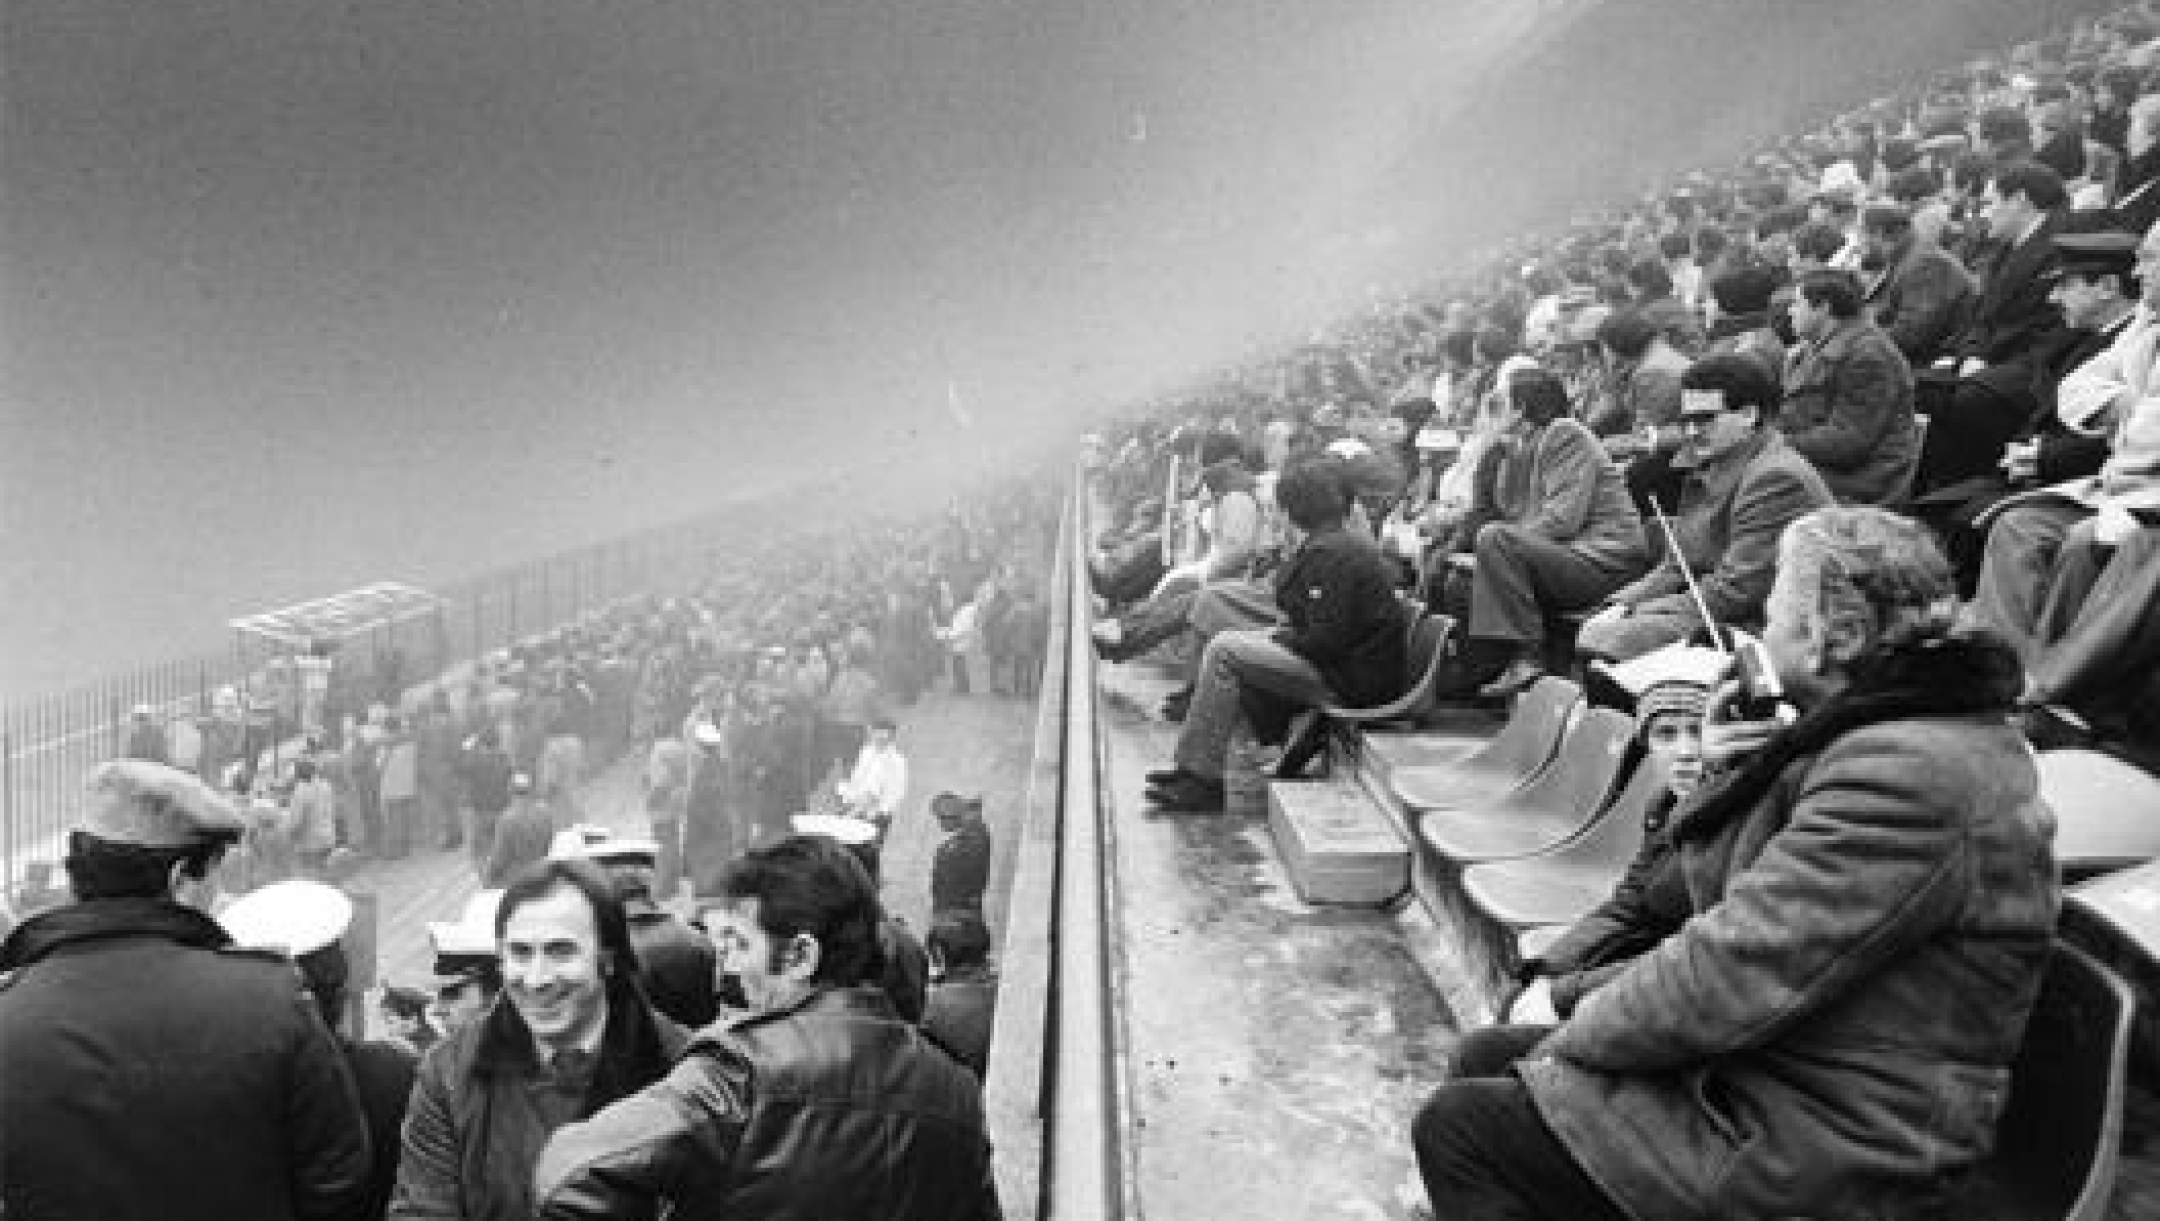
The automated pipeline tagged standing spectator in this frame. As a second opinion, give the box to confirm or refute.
[533,836,999,1220]
[819,640,883,781]
[0,762,371,1221]
[642,737,692,901]
[835,717,908,834]
[390,860,689,1221]
[290,757,340,878]
[684,720,739,897]
[460,727,516,881]
[1780,268,1921,504]
[377,715,419,860]
[222,879,419,1221]
[122,702,170,763]
[485,774,555,889]
[923,910,998,1081]
[929,792,993,917]
[416,691,463,850]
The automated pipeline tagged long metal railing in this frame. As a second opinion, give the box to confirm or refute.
[1047,466,1124,1219]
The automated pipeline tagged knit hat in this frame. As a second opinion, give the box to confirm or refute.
[1595,645,1728,730]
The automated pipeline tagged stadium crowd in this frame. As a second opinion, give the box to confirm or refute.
[0,475,1052,1219]
[1080,4,2160,1216]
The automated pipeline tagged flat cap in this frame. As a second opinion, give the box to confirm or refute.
[219,880,353,957]
[81,760,246,848]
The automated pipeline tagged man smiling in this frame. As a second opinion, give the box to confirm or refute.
[390,860,688,1221]
[535,835,999,1220]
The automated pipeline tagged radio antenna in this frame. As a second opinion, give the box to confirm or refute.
[1648,496,1729,655]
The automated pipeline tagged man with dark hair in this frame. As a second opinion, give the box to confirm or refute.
[929,791,993,917]
[923,910,998,1080]
[551,825,719,1030]
[1915,162,2069,492]
[1782,268,1920,503]
[0,761,372,1221]
[1589,309,1688,439]
[534,835,999,1220]
[1860,201,1977,368]
[392,858,689,1221]
[1146,457,1409,812]
[1578,355,1836,660]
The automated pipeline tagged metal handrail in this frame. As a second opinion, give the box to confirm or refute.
[1046,465,1123,1220]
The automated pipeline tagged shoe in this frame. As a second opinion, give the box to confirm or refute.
[1160,688,1193,722]
[1476,656,1546,701]
[1147,772,1224,813]
[1145,765,1186,785]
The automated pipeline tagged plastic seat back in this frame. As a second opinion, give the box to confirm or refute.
[2068,858,2160,967]
[1420,709,1637,862]
[2038,749,2160,881]
[1391,676,1580,811]
[1461,755,1665,927]
[1942,943,2136,1221]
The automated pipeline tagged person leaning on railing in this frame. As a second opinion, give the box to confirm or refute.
[1411,506,2060,1220]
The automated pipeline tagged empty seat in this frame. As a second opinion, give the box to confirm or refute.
[1937,943,2137,1221]
[2068,858,2160,967]
[1459,753,1667,928]
[1419,709,1637,863]
[1515,924,1565,963]
[1391,676,1581,813]
[2037,749,2160,882]
[1275,612,1455,779]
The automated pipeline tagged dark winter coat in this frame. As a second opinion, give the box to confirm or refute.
[1518,635,2059,1220]
[0,898,372,1221]
[533,986,999,1220]
[1780,315,1920,504]
[931,819,993,915]
[1268,523,1409,708]
[389,985,688,1221]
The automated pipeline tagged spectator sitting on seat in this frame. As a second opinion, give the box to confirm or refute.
[535,835,999,1220]
[1859,201,1978,369]
[1145,457,1409,813]
[1779,268,1921,504]
[1914,161,2070,492]
[393,859,688,1220]
[1913,226,2145,582]
[1478,643,1724,1045]
[923,909,998,1081]
[1586,309,1689,444]
[1443,366,1648,700]
[1578,354,1836,661]
[1413,507,2059,1220]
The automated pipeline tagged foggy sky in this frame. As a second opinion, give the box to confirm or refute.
[0,0,2110,694]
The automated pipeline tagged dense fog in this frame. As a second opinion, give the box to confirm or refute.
[0,0,2112,694]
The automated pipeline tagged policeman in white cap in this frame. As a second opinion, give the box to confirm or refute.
[425,888,505,1035]
[0,761,371,1221]
[223,879,418,1221]
[550,825,718,1028]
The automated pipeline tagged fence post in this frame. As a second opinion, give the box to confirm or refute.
[3,720,15,890]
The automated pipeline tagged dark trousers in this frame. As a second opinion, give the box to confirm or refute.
[1411,1024,1629,1221]
[1469,525,1637,647]
[1915,374,2029,496]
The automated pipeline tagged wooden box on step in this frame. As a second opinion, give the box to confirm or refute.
[1267,778,1410,906]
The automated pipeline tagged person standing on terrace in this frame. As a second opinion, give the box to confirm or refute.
[1413,507,2058,1220]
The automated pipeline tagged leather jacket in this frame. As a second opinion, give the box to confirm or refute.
[535,985,999,1220]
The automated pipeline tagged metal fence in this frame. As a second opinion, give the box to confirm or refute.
[1,509,736,892]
